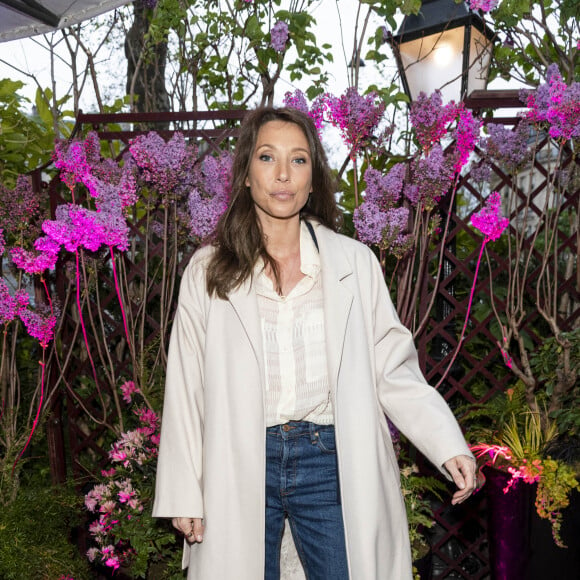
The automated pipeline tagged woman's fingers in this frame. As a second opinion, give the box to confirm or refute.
[171,516,204,543]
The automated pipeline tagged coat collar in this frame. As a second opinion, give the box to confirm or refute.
[227,224,354,390]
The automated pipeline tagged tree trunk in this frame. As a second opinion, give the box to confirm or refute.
[125,0,170,129]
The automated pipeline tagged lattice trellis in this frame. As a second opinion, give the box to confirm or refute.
[42,106,578,578]
[416,108,579,578]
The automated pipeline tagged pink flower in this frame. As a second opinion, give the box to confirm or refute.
[471,192,509,242]
[120,380,140,404]
[466,0,498,11]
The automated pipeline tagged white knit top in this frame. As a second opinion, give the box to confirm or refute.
[255,221,333,427]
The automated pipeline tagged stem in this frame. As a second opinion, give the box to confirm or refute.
[434,239,486,389]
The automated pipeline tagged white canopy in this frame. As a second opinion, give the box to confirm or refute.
[0,0,132,42]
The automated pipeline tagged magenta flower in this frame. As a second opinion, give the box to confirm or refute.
[0,280,27,326]
[410,91,457,150]
[0,228,4,256]
[524,64,580,140]
[120,380,140,404]
[283,90,326,134]
[452,107,481,172]
[270,21,289,52]
[466,0,498,11]
[11,236,60,274]
[471,192,509,242]
[326,88,385,156]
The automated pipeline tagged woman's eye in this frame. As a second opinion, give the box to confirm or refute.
[259,154,273,162]
[293,157,307,164]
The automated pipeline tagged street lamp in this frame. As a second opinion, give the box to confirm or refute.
[387,0,495,103]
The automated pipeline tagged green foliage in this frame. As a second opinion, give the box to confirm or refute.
[490,0,579,85]
[0,80,54,187]
[0,483,91,579]
[399,451,447,563]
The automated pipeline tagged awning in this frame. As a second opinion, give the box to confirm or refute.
[0,0,133,43]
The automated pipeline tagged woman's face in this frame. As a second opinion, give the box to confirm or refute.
[245,120,313,227]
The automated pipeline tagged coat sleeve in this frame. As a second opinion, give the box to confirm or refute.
[365,248,473,476]
[152,253,209,518]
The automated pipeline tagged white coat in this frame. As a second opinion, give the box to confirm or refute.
[152,221,472,579]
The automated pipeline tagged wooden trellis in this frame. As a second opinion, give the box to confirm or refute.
[42,102,578,578]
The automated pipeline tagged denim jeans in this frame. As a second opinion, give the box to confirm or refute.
[265,421,349,580]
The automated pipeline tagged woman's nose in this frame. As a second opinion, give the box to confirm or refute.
[276,160,290,182]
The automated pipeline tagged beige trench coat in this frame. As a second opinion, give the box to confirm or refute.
[153,222,472,579]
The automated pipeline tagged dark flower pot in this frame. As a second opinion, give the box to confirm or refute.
[485,465,580,580]
[484,465,533,580]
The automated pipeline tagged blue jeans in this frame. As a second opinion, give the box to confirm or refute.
[265,421,349,580]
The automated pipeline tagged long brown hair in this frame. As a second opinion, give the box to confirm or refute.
[206,107,341,299]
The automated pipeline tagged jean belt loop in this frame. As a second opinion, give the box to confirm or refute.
[309,421,316,443]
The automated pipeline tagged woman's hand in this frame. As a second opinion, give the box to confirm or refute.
[444,455,477,505]
[172,517,205,543]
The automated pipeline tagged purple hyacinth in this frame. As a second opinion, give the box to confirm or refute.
[270,21,289,52]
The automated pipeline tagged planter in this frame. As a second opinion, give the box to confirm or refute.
[484,466,580,580]
[484,465,533,580]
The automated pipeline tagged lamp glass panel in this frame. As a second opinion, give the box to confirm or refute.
[399,27,465,103]
[468,26,492,93]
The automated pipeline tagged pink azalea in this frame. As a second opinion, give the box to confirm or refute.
[120,380,140,403]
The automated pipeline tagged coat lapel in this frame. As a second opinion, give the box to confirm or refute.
[227,280,265,376]
[316,226,354,391]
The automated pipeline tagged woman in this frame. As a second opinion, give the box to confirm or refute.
[153,107,476,579]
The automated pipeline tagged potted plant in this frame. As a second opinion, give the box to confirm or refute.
[463,377,579,579]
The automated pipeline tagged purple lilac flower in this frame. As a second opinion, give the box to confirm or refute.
[188,153,232,240]
[325,88,385,156]
[18,308,57,347]
[482,121,532,172]
[283,90,309,114]
[471,191,509,242]
[0,280,29,325]
[353,202,388,247]
[410,143,455,210]
[354,203,410,256]
[470,162,492,184]
[0,175,42,240]
[523,64,579,140]
[466,0,498,11]
[0,228,4,256]
[546,82,580,140]
[270,21,289,52]
[363,165,405,207]
[129,132,197,198]
[410,91,457,150]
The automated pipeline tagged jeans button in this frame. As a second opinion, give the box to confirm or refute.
[282,424,291,432]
